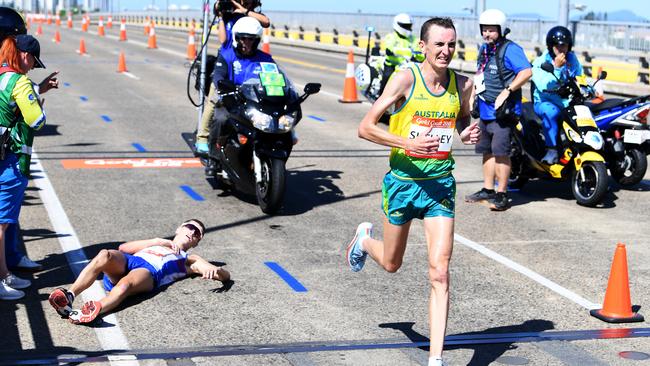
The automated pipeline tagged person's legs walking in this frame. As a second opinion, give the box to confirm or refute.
[196,83,217,154]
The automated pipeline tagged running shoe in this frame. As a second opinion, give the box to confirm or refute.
[2,273,31,289]
[0,281,24,300]
[465,188,496,203]
[346,222,373,272]
[195,142,209,155]
[490,192,510,211]
[48,287,75,318]
[69,300,102,324]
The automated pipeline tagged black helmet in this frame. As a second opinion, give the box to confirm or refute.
[546,26,572,55]
[0,7,26,42]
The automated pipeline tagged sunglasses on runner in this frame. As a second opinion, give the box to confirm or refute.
[182,223,203,239]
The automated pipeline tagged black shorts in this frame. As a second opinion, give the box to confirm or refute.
[475,119,512,157]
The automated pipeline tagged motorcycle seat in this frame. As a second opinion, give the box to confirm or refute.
[585,98,625,113]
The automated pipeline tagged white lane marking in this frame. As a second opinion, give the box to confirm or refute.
[69,27,189,59]
[31,152,139,366]
[121,71,140,80]
[454,233,600,310]
[293,82,371,105]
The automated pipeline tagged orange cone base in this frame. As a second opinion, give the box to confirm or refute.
[590,308,644,323]
[338,98,362,103]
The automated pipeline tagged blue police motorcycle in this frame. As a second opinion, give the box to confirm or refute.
[587,95,650,186]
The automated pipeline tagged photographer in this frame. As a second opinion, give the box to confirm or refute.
[195,0,270,158]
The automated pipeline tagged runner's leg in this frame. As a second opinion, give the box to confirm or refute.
[98,268,154,314]
[363,217,411,273]
[423,216,454,358]
[69,249,127,296]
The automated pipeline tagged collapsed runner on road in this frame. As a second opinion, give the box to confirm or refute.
[346,17,480,366]
[48,219,230,324]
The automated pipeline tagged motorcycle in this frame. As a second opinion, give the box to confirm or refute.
[509,62,609,206]
[188,65,320,214]
[586,94,650,186]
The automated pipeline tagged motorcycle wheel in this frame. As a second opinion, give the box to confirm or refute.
[611,148,647,187]
[508,140,529,189]
[571,161,608,207]
[256,157,286,214]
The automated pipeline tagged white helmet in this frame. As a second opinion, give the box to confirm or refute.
[231,16,263,49]
[479,9,507,36]
[393,13,413,37]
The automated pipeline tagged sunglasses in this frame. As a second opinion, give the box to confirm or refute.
[182,223,203,239]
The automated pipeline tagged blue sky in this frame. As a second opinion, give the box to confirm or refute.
[128,1,650,20]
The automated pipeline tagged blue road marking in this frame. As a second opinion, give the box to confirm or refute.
[180,185,204,201]
[131,143,147,152]
[63,82,71,87]
[80,96,88,102]
[101,115,112,122]
[307,115,326,122]
[264,262,307,292]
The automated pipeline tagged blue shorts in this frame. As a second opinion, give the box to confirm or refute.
[382,172,456,225]
[103,253,158,291]
[0,153,28,224]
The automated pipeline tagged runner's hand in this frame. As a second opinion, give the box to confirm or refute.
[406,131,439,155]
[460,121,481,144]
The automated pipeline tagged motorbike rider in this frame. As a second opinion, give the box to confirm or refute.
[195,0,270,155]
[378,13,424,96]
[207,16,275,173]
[532,25,583,164]
[465,9,531,211]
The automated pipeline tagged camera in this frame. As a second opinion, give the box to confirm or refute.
[216,0,234,14]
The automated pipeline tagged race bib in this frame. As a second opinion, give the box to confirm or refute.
[406,115,455,159]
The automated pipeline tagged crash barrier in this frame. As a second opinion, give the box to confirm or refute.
[25,13,650,93]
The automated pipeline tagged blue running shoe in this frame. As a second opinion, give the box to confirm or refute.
[346,222,373,272]
[195,142,209,154]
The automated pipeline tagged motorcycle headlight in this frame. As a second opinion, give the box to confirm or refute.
[245,107,273,131]
[278,111,298,132]
[584,131,604,150]
[567,128,583,143]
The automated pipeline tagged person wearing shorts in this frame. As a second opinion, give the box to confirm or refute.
[346,18,480,366]
[48,219,230,324]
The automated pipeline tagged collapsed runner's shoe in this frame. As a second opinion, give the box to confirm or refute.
[48,287,75,318]
[346,222,373,272]
[69,300,102,324]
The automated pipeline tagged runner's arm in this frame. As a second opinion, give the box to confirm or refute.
[187,254,230,281]
[118,238,173,254]
[358,69,438,155]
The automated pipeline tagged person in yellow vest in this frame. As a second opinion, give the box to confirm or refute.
[346,17,480,366]
[378,13,425,96]
[0,34,58,300]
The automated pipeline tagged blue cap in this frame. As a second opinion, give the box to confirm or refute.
[16,34,45,68]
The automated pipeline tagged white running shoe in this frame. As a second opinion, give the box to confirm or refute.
[2,273,31,289]
[0,281,25,300]
[541,149,559,165]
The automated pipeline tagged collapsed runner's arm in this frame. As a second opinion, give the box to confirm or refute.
[187,254,230,281]
[118,238,173,254]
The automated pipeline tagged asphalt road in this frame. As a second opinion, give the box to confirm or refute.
[1,23,649,366]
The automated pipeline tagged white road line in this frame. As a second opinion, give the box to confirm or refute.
[31,152,139,366]
[454,233,600,310]
[121,71,140,80]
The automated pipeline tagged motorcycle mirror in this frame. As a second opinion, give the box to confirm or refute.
[599,70,607,80]
[304,83,321,95]
[217,79,236,92]
[540,62,555,74]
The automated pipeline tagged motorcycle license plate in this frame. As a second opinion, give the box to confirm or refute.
[623,129,650,144]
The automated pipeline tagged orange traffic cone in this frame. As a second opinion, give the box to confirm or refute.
[186,29,196,60]
[98,16,105,36]
[78,38,87,55]
[53,30,61,44]
[119,18,127,41]
[36,24,43,35]
[55,15,61,27]
[107,15,113,28]
[590,243,644,323]
[47,13,52,25]
[144,18,150,35]
[67,15,73,29]
[81,16,88,32]
[117,51,128,73]
[339,49,360,103]
[261,28,270,54]
[147,24,157,49]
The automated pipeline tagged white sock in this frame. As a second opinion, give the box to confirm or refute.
[428,356,443,366]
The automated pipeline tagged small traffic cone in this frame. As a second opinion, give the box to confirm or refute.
[117,51,128,73]
[53,30,61,44]
[147,24,157,49]
[67,15,73,29]
[119,18,127,41]
[339,49,361,103]
[186,29,196,60]
[81,16,88,32]
[144,18,150,35]
[46,13,52,25]
[107,15,113,28]
[36,24,43,35]
[261,28,270,54]
[55,15,61,27]
[78,38,87,55]
[590,243,644,323]
[97,16,105,36]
